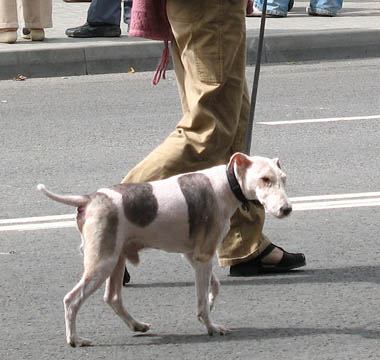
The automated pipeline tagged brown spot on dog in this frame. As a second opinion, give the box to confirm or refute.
[94,193,119,256]
[80,193,119,256]
[76,204,87,233]
[111,183,158,227]
[102,208,119,256]
[123,241,145,265]
[177,173,217,239]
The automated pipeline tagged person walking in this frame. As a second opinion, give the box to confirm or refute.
[122,0,306,284]
[0,0,52,43]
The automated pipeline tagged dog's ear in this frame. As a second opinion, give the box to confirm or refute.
[272,157,281,169]
[229,152,252,169]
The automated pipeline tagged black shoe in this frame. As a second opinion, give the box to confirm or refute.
[229,244,306,276]
[288,0,295,12]
[65,23,121,38]
[123,266,131,286]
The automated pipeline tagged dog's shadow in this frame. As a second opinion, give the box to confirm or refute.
[96,324,380,348]
[92,265,380,347]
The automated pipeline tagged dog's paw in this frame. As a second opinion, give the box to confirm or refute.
[207,324,230,336]
[133,321,151,333]
[68,336,92,347]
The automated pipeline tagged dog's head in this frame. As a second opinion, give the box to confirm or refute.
[228,153,292,218]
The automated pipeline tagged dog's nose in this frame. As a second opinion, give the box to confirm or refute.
[281,205,292,216]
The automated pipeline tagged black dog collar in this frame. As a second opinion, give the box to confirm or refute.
[226,164,250,212]
[226,163,264,212]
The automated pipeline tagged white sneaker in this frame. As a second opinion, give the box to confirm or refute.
[23,29,45,41]
[0,31,17,44]
[307,7,337,17]
[246,7,263,17]
[246,6,286,18]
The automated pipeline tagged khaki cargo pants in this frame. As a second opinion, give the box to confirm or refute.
[122,0,270,266]
[0,0,52,29]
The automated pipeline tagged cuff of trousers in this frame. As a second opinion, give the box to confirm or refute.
[218,234,271,267]
[267,10,287,17]
[308,7,339,16]
[0,22,19,28]
[24,23,53,29]
[254,4,288,17]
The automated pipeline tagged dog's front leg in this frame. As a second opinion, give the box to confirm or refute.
[193,260,229,336]
[185,254,220,311]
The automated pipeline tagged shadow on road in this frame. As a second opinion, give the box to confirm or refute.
[126,264,380,289]
[94,324,380,347]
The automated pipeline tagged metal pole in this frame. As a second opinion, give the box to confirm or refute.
[244,0,268,155]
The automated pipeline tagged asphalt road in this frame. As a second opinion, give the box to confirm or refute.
[0,58,379,360]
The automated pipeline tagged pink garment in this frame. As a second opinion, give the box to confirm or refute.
[129,0,172,84]
[247,0,254,14]
[129,0,171,40]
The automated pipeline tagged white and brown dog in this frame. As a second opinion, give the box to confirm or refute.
[37,152,291,347]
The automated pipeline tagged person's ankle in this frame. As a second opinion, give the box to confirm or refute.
[260,246,283,264]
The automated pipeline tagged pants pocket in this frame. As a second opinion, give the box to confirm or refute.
[193,22,223,84]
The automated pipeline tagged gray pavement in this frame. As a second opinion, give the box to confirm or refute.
[1,0,380,80]
[1,59,380,359]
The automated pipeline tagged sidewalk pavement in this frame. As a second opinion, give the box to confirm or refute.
[1,1,380,80]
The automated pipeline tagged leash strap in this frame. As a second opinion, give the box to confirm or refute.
[244,0,268,155]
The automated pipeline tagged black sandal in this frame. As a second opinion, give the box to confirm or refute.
[123,266,131,286]
[229,243,306,276]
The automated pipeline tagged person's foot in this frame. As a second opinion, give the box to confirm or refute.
[288,0,295,11]
[246,7,286,18]
[23,28,45,41]
[0,28,17,44]
[307,7,337,17]
[65,23,121,38]
[123,266,131,286]
[229,244,306,276]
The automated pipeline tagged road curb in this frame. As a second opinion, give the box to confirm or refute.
[1,29,380,80]
[0,40,167,80]
[248,29,380,64]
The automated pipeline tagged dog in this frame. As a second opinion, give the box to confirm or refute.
[37,152,292,347]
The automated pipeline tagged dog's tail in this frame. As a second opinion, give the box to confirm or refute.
[37,184,89,207]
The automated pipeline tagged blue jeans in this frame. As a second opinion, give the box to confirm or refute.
[88,0,132,26]
[254,0,343,17]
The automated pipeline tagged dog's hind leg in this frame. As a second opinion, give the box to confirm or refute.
[191,257,229,336]
[104,255,151,333]
[64,213,122,347]
[63,256,118,347]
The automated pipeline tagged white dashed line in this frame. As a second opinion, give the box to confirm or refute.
[257,114,380,126]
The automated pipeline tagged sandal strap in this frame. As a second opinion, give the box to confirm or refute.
[254,243,276,261]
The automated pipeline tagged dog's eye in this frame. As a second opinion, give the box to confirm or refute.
[261,177,271,185]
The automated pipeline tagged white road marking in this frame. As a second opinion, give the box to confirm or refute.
[0,213,75,225]
[293,198,380,211]
[1,191,379,232]
[290,191,380,202]
[257,114,380,126]
[0,221,76,232]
